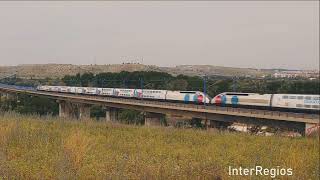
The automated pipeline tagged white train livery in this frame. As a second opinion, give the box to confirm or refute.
[37,85,211,104]
[37,85,320,112]
[212,92,320,111]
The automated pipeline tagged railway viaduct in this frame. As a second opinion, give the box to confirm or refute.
[0,85,319,136]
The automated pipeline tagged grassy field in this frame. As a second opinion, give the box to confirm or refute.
[0,112,319,179]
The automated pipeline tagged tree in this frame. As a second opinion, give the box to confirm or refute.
[168,79,188,91]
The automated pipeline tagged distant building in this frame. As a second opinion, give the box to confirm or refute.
[273,70,319,79]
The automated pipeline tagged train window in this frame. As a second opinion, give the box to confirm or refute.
[180,91,196,94]
[313,97,320,100]
[312,105,319,109]
[305,96,312,100]
[225,93,249,96]
[297,96,303,100]
[296,104,303,107]
[304,105,311,108]
[282,95,288,99]
[289,96,296,99]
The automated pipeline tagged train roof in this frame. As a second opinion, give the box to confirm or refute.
[221,92,259,96]
[274,94,320,96]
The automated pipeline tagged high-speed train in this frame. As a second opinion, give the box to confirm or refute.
[212,92,320,112]
[36,85,320,112]
[37,85,211,104]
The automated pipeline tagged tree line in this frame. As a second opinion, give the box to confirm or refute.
[60,71,319,96]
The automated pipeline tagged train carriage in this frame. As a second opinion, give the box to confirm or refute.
[83,87,98,95]
[37,85,49,91]
[134,89,166,100]
[213,92,320,113]
[58,86,69,93]
[67,87,77,94]
[49,86,60,92]
[100,88,114,96]
[271,94,320,111]
[113,88,135,98]
[76,87,85,94]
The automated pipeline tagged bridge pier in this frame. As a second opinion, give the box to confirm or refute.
[58,100,91,120]
[78,104,91,120]
[0,93,3,109]
[145,112,165,126]
[105,107,119,122]
[58,101,75,119]
[305,123,320,137]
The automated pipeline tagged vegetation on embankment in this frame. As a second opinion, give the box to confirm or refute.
[0,112,318,179]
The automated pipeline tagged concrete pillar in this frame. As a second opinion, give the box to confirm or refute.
[58,101,91,120]
[145,112,165,126]
[58,101,75,119]
[106,109,111,122]
[105,107,118,122]
[78,104,91,120]
[305,123,320,137]
[58,101,67,118]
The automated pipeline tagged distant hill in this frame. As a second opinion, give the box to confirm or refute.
[0,63,274,79]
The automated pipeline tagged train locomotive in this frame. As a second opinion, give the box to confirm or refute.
[212,92,320,112]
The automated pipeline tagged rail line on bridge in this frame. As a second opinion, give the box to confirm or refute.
[0,86,319,135]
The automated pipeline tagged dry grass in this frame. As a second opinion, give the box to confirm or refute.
[0,112,318,179]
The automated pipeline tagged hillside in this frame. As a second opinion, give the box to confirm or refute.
[0,112,318,179]
[0,64,273,79]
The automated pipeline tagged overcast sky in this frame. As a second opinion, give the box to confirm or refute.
[0,1,318,70]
